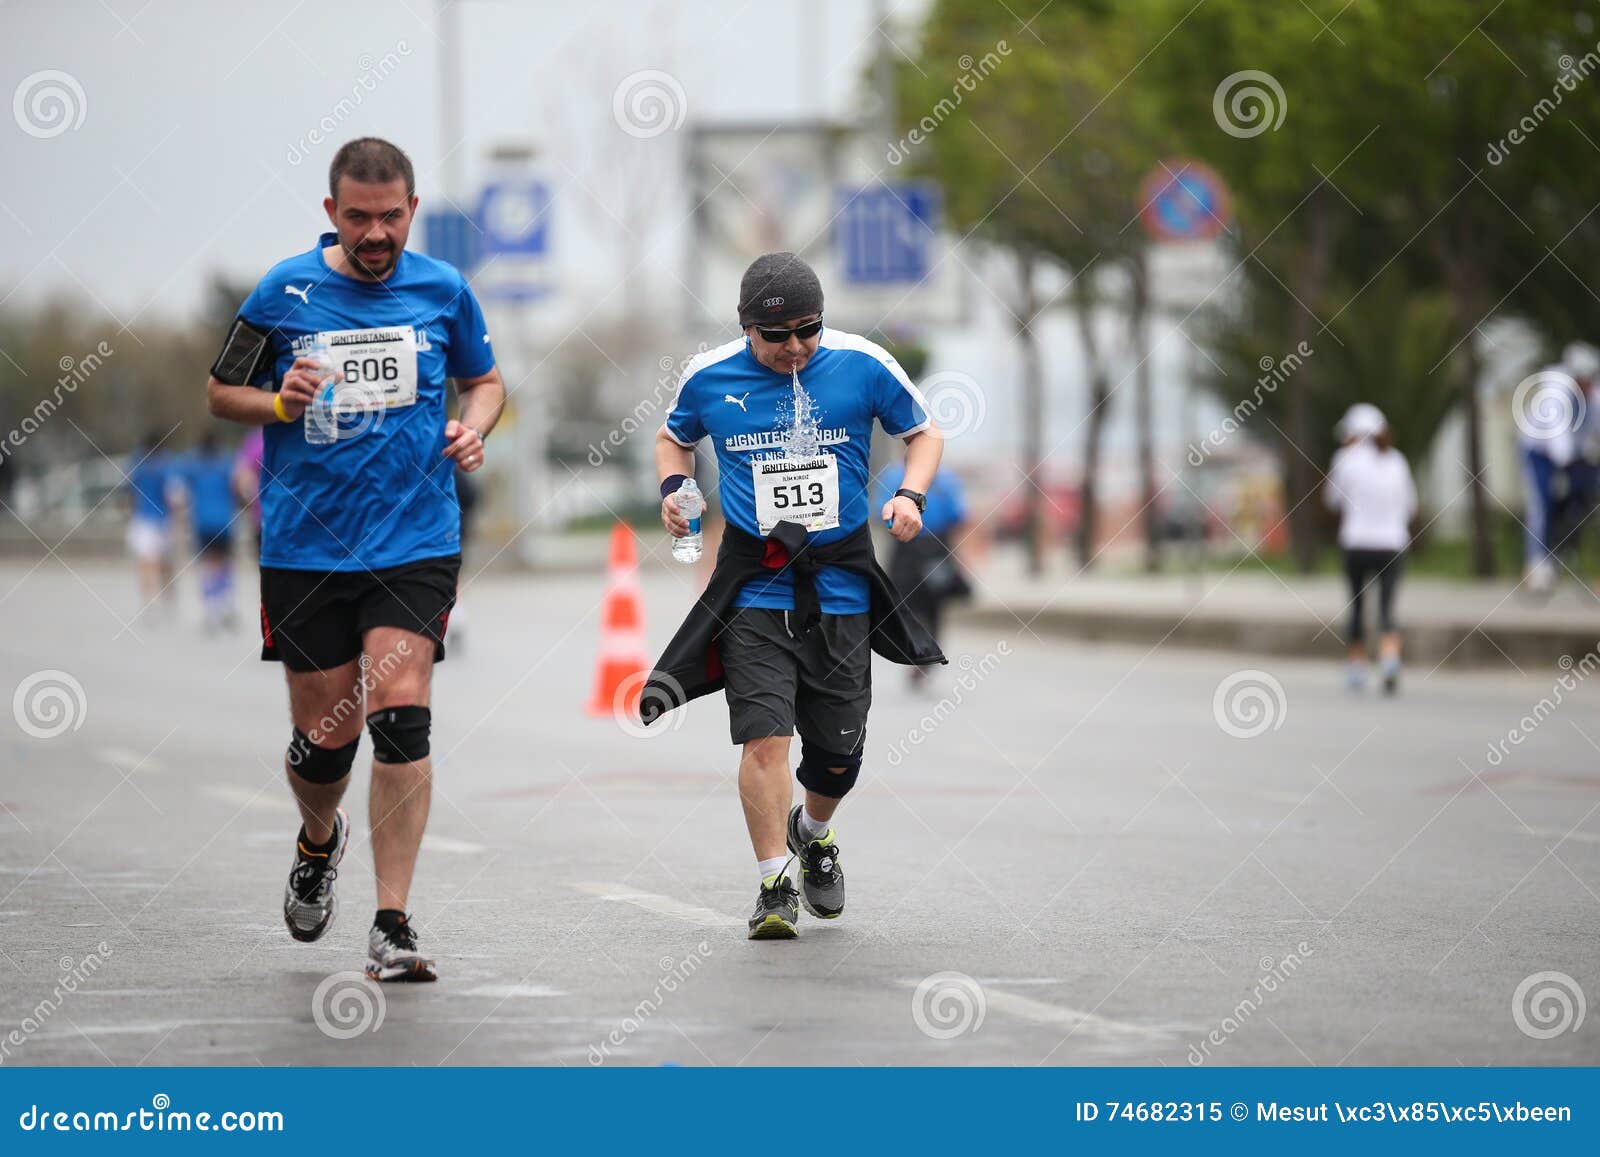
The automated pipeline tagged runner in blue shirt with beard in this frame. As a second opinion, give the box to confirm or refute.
[205,138,505,983]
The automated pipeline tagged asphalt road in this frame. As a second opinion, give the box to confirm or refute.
[0,554,1596,1066]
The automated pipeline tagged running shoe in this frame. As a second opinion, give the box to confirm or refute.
[283,807,349,943]
[366,914,437,982]
[786,804,845,919]
[748,872,800,940]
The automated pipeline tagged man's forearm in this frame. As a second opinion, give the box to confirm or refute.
[457,377,505,438]
[899,429,943,494]
[656,432,695,484]
[208,379,279,426]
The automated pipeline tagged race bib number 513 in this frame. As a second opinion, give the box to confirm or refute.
[753,455,840,534]
[322,327,418,412]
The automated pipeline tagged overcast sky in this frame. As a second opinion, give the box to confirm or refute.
[1,0,925,323]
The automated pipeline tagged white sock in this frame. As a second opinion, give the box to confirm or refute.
[798,807,832,840]
[757,855,790,885]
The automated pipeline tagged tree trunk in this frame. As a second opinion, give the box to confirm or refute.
[1432,234,1496,579]
[1015,249,1047,577]
[1075,279,1110,569]
[1284,198,1335,573]
[1130,253,1161,572]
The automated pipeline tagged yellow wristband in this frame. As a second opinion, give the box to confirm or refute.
[273,393,292,422]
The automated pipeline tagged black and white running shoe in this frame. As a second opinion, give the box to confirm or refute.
[366,915,437,982]
[283,808,349,943]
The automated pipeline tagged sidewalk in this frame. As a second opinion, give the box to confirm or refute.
[955,551,1600,669]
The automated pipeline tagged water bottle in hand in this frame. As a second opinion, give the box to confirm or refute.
[672,478,703,564]
[304,335,339,446]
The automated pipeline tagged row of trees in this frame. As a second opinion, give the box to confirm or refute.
[895,0,1600,573]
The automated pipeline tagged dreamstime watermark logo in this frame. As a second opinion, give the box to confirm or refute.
[1212,669,1287,739]
[1187,342,1312,466]
[13,70,86,139]
[311,971,385,1039]
[1488,44,1600,165]
[920,370,987,439]
[0,942,113,1064]
[612,70,687,139]
[886,41,1012,165]
[1512,971,1586,1040]
[613,670,687,740]
[1213,70,1286,138]
[1510,369,1584,443]
[1187,943,1313,1064]
[588,941,712,1064]
[13,669,87,740]
[587,346,712,467]
[911,971,986,1039]
[1484,648,1600,767]
[287,41,413,164]
[886,643,1011,767]
[1,341,115,465]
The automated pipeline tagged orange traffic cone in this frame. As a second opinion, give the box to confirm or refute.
[586,522,651,718]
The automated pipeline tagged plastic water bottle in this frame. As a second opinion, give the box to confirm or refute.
[673,478,703,563]
[303,336,339,446]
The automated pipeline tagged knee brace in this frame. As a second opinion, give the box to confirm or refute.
[367,705,431,764]
[286,728,359,784]
[797,745,863,799]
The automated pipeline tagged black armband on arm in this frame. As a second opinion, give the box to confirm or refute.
[210,317,273,386]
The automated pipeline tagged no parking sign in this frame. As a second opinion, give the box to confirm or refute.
[1139,160,1231,241]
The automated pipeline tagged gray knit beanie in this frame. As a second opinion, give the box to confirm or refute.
[737,252,824,326]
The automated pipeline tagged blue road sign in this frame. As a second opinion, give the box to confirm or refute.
[422,207,480,273]
[477,178,553,257]
[835,183,940,285]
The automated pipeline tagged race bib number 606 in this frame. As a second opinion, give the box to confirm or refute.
[322,327,418,413]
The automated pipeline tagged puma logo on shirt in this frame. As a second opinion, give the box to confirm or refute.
[284,283,312,304]
[724,392,750,411]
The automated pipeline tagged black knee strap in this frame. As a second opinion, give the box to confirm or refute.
[287,729,359,784]
[797,745,863,799]
[367,705,431,764]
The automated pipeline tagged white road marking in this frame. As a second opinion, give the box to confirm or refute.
[899,979,1190,1045]
[1514,826,1600,846]
[575,882,742,928]
[461,983,566,999]
[97,747,164,773]
[422,835,487,855]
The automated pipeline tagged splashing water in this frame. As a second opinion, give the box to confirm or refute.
[782,365,823,458]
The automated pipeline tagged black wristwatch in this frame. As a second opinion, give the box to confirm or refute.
[894,487,927,513]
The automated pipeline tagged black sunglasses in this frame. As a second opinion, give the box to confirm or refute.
[753,316,824,344]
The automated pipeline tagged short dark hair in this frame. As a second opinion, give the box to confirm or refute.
[328,137,415,201]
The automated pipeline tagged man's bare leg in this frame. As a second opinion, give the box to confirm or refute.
[284,661,363,842]
[363,627,434,915]
[739,735,793,863]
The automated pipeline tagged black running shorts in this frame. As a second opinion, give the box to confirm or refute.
[259,554,460,673]
[718,608,871,752]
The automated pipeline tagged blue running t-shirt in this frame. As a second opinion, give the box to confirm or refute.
[176,448,239,536]
[663,328,929,613]
[231,233,495,571]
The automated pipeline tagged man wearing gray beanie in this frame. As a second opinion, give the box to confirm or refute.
[650,251,947,939]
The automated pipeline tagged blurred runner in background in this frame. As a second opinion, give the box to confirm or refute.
[877,461,971,688]
[1520,344,1598,592]
[233,426,264,558]
[177,431,243,632]
[1325,404,1416,695]
[125,430,177,622]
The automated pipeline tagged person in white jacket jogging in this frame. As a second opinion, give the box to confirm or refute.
[1325,404,1417,694]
